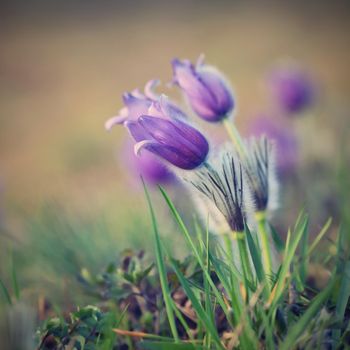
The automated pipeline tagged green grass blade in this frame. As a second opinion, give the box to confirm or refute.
[336,264,350,322]
[159,186,258,349]
[11,252,20,301]
[0,278,12,305]
[268,223,284,253]
[270,215,309,310]
[281,277,335,350]
[158,186,230,322]
[299,217,309,284]
[143,180,179,342]
[307,218,332,256]
[171,299,195,342]
[167,253,224,350]
[245,226,269,300]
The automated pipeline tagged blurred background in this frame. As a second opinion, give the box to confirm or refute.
[0,0,349,312]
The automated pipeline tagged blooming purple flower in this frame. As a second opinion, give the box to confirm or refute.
[172,55,234,122]
[121,139,174,185]
[127,115,209,170]
[268,66,314,114]
[247,115,298,174]
[105,80,187,131]
[105,79,209,170]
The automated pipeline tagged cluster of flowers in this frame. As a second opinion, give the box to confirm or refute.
[106,56,282,237]
[105,58,273,231]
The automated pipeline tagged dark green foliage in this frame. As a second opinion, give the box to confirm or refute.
[36,305,117,350]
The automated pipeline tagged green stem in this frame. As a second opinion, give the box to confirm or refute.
[223,118,247,159]
[234,231,254,285]
[223,233,234,262]
[256,211,273,288]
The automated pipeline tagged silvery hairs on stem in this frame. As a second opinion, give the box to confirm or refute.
[243,136,278,214]
[181,144,253,234]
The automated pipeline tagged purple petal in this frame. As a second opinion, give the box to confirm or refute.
[144,79,160,100]
[122,93,151,121]
[145,142,206,170]
[125,121,150,142]
[172,59,217,107]
[198,68,234,115]
[105,112,128,130]
[138,115,208,157]
[158,94,187,120]
[172,58,234,122]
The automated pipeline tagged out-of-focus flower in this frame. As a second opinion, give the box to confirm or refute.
[172,55,234,122]
[105,80,186,131]
[121,139,174,185]
[243,136,278,213]
[248,115,298,174]
[127,115,209,170]
[268,65,314,114]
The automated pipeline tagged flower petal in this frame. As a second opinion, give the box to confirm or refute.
[105,111,128,130]
[125,120,150,142]
[144,79,160,99]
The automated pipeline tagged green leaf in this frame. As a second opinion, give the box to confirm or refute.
[143,180,179,342]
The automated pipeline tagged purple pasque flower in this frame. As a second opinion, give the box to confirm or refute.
[248,115,298,174]
[105,79,209,170]
[268,65,314,114]
[121,139,174,186]
[105,80,187,131]
[127,115,209,170]
[172,55,234,122]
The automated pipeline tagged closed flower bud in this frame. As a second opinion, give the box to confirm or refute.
[172,56,234,122]
[184,145,250,232]
[243,136,278,213]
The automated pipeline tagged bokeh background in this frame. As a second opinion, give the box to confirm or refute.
[0,0,349,306]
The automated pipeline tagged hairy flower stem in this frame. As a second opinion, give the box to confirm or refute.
[256,211,273,288]
[233,231,254,286]
[223,118,247,159]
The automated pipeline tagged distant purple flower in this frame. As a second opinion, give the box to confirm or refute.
[248,115,298,174]
[121,140,174,185]
[268,66,314,114]
[172,55,234,122]
[105,80,187,130]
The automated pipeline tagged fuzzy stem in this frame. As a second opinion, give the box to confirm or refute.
[223,118,247,159]
[256,211,273,288]
[234,231,254,285]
